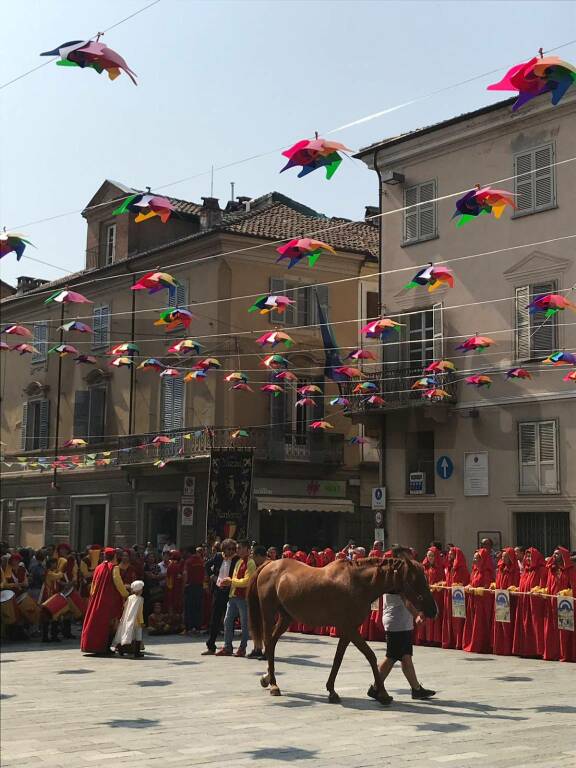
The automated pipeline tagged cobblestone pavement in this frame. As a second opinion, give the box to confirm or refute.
[1,632,575,767]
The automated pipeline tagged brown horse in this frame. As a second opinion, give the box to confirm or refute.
[247,556,437,704]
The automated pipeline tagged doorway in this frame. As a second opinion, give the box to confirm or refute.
[259,510,338,551]
[397,512,441,559]
[145,503,178,552]
[71,497,109,550]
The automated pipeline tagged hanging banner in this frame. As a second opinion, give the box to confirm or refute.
[494,589,511,623]
[557,596,574,632]
[451,586,466,618]
[206,449,253,543]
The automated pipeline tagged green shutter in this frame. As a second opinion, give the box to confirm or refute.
[21,402,29,450]
[74,391,90,440]
[38,399,50,450]
[88,388,106,442]
[269,277,286,326]
[404,186,419,243]
[515,286,531,362]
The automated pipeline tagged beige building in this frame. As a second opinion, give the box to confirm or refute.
[356,93,576,559]
[1,182,380,551]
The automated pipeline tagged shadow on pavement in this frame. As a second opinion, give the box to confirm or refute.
[0,693,16,700]
[170,660,200,666]
[246,747,318,761]
[530,705,576,714]
[275,656,333,669]
[493,676,533,682]
[416,722,470,732]
[134,680,173,687]
[57,668,94,674]
[100,718,160,729]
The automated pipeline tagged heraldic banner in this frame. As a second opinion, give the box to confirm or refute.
[206,449,254,542]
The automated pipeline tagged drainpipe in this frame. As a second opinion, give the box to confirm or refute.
[374,149,386,493]
[123,261,137,436]
[51,300,66,489]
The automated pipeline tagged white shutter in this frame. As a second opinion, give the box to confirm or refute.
[21,402,29,450]
[432,302,444,361]
[519,422,538,492]
[93,306,110,349]
[419,181,436,239]
[32,323,48,363]
[531,281,557,357]
[403,186,418,243]
[172,376,185,431]
[515,286,531,362]
[38,399,50,450]
[534,145,555,211]
[297,286,311,326]
[169,282,186,308]
[538,421,558,493]
[160,377,175,432]
[514,152,534,213]
[269,277,286,326]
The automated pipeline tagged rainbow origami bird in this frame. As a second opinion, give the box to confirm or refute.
[274,370,298,382]
[152,436,175,445]
[231,429,250,439]
[298,384,323,395]
[527,293,576,318]
[261,384,284,397]
[132,271,180,296]
[248,294,295,314]
[563,370,576,382]
[59,320,93,333]
[63,439,87,448]
[543,351,576,366]
[404,264,455,291]
[49,344,79,357]
[361,318,404,339]
[256,331,294,348]
[0,231,34,261]
[184,370,207,382]
[196,358,221,370]
[114,193,175,224]
[412,377,437,390]
[334,366,363,379]
[138,358,165,372]
[330,397,350,406]
[108,342,139,356]
[365,395,386,406]
[276,238,337,269]
[232,382,253,392]
[45,289,92,305]
[424,360,456,373]
[41,38,137,84]
[280,137,351,179]
[296,397,316,407]
[2,325,32,338]
[423,388,451,400]
[453,187,516,226]
[0,342,10,351]
[487,53,576,111]
[349,436,367,445]
[109,356,133,367]
[262,354,289,369]
[168,339,202,355]
[154,308,193,331]
[310,420,333,430]
[506,367,532,380]
[346,349,376,361]
[75,354,97,365]
[11,343,38,355]
[465,375,492,388]
[455,335,495,353]
[353,381,377,394]
[224,372,248,383]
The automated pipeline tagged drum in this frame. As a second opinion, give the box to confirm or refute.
[41,592,70,620]
[66,589,86,619]
[0,590,17,625]
[15,592,40,624]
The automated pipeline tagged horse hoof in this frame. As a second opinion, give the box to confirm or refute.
[269,686,281,697]
[260,674,270,688]
[328,692,341,704]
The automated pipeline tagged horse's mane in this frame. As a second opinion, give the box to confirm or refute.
[352,556,402,568]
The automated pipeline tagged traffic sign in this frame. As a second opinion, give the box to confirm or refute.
[436,455,454,480]
[371,487,386,510]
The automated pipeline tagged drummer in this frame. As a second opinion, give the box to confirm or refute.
[40,557,67,643]
[2,552,29,594]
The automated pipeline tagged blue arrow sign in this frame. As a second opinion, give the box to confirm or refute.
[436,455,454,480]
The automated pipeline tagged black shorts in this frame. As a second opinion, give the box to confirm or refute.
[386,630,413,661]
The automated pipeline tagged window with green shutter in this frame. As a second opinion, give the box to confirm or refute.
[160,375,184,432]
[513,144,556,217]
[515,280,557,361]
[268,278,328,328]
[21,399,50,450]
[403,180,437,245]
[73,388,107,443]
[92,305,110,350]
[31,322,48,364]
[518,420,559,494]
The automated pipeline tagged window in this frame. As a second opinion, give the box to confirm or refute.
[366,291,379,321]
[31,322,48,364]
[73,388,107,443]
[405,431,435,495]
[408,309,434,368]
[389,304,443,370]
[104,223,116,265]
[17,502,46,549]
[518,420,559,494]
[514,143,556,217]
[160,374,184,432]
[92,305,110,350]
[270,378,324,434]
[269,278,329,328]
[515,511,570,552]
[21,399,50,451]
[515,281,557,361]
[165,280,187,334]
[403,180,437,245]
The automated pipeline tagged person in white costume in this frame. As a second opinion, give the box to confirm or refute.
[111,580,145,658]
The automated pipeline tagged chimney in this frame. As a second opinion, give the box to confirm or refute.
[236,196,252,212]
[364,205,379,226]
[16,276,50,295]
[200,197,222,229]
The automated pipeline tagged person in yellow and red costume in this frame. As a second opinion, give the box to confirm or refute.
[80,547,129,655]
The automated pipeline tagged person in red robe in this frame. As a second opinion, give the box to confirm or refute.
[418,546,445,646]
[163,550,184,619]
[282,545,293,559]
[492,547,520,656]
[366,543,386,642]
[118,549,137,586]
[442,547,470,650]
[463,548,494,654]
[368,540,384,558]
[80,547,129,654]
[512,547,547,658]
[543,546,576,662]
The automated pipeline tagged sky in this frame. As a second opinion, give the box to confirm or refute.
[1,0,575,287]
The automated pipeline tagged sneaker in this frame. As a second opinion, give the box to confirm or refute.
[215,648,233,656]
[367,685,393,705]
[201,648,216,656]
[234,648,246,658]
[247,649,263,659]
[412,685,436,700]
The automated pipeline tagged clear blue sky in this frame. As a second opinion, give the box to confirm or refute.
[1,0,575,287]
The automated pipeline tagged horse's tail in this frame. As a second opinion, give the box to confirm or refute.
[248,562,269,650]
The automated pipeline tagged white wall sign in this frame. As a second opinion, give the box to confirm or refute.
[464,452,489,496]
[183,476,196,496]
[181,497,195,526]
[409,472,425,495]
[371,487,386,510]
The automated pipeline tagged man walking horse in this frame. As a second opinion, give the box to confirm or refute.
[247,549,437,704]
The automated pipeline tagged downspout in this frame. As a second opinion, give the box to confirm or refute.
[374,149,386,499]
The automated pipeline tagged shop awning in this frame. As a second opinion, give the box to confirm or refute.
[256,496,355,514]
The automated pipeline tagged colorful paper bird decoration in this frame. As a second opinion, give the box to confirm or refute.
[543,351,576,366]
[310,420,333,430]
[353,381,377,394]
[63,439,87,448]
[274,370,298,382]
[108,342,139,356]
[506,367,532,380]
[196,357,221,370]
[487,53,576,111]
[361,318,404,338]
[224,372,248,383]
[334,366,363,379]
[41,39,137,84]
[232,382,253,392]
[184,370,207,382]
[75,355,97,365]
[423,388,451,400]
[168,339,202,355]
[45,289,92,305]
[262,354,289,369]
[404,263,455,291]
[256,330,294,349]
[59,320,92,333]
[563,370,576,382]
[298,384,322,395]
[152,436,175,445]
[154,307,193,331]
[159,368,181,378]
[346,348,376,361]
[349,436,367,445]
[330,397,350,406]
[0,342,10,351]
[11,343,38,355]
[424,360,456,373]
[455,335,495,353]
[465,375,492,388]
[2,325,32,338]
[109,356,133,367]
[0,231,34,261]
[49,344,79,357]
[366,395,386,406]
[296,397,316,407]
[138,358,165,372]
[280,137,351,179]
[231,430,250,439]
[276,238,337,269]
[248,294,295,314]
[113,193,174,224]
[261,384,284,397]
[453,187,516,226]
[412,377,437,390]
[131,271,180,296]
[527,293,576,318]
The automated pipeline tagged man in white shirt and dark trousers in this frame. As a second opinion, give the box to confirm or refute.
[201,539,239,655]
[369,546,436,704]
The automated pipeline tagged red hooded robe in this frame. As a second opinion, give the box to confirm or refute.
[512,547,547,657]
[442,547,470,650]
[492,547,520,656]
[463,548,494,654]
[80,555,128,653]
[418,546,445,646]
[543,547,576,662]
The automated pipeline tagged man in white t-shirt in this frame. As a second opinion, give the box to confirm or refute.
[368,546,436,704]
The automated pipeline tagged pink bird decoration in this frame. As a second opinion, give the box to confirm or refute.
[75,355,97,364]
[487,54,576,111]
[296,397,316,407]
[455,335,495,353]
[152,436,175,445]
[49,344,79,357]
[423,388,451,400]
[361,318,404,338]
[563,370,576,382]
[2,324,32,338]
[11,343,38,355]
[0,342,10,351]
[366,395,386,406]
[196,358,221,370]
[41,39,137,84]
[527,293,576,318]
[465,375,492,388]
[280,137,351,179]
[506,367,532,380]
[256,331,294,349]
[248,294,295,314]
[298,384,322,395]
[138,358,165,372]
[274,370,298,382]
[45,289,92,305]
[109,356,133,367]
[184,370,207,382]
[63,439,87,448]
[424,360,456,373]
[261,384,284,397]
[334,366,363,379]
[159,368,181,378]
[347,348,376,361]
[330,397,350,406]
[232,382,253,392]
[310,420,333,430]
[276,238,336,269]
